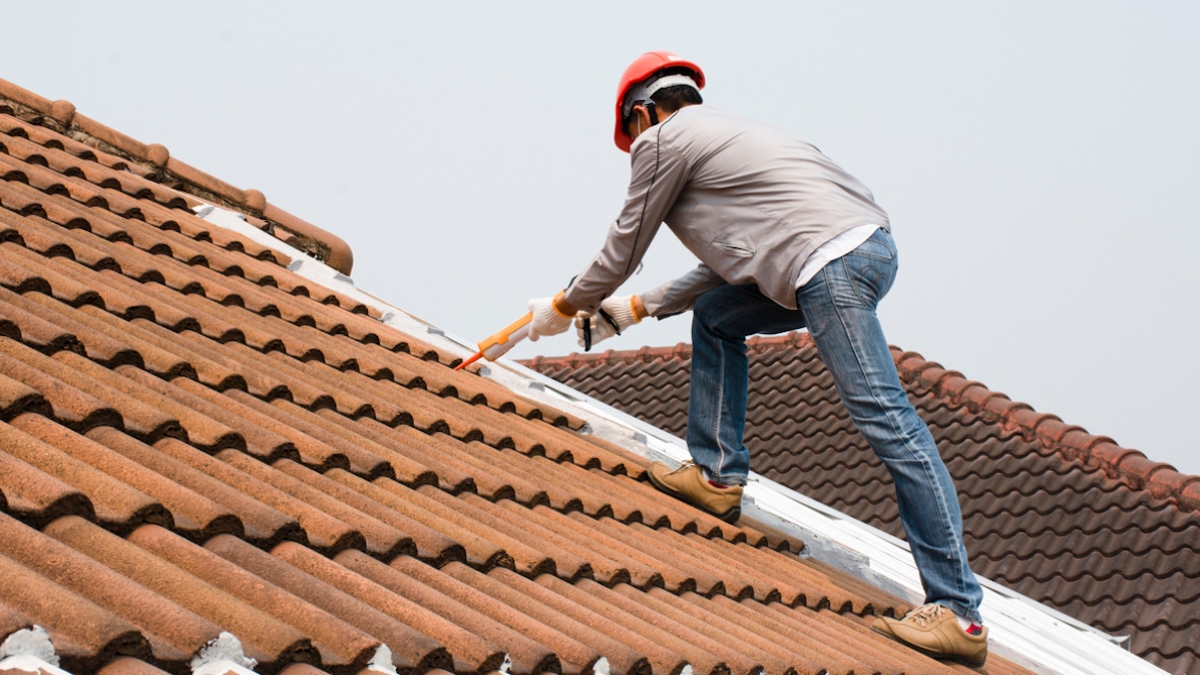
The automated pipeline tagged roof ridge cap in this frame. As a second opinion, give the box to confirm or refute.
[0,77,354,275]
[892,349,1200,512]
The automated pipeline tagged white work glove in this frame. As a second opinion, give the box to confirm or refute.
[527,291,576,342]
[575,295,641,350]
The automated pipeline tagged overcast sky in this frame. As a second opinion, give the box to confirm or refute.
[6,2,1198,475]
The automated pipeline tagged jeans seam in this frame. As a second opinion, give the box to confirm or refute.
[712,326,726,480]
[841,257,870,307]
[709,300,771,481]
[821,266,970,609]
[845,251,892,261]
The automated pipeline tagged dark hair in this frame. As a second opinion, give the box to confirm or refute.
[648,66,703,113]
[650,84,703,114]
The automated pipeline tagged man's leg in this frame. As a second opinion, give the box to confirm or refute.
[686,283,806,485]
[796,229,984,623]
[648,283,804,521]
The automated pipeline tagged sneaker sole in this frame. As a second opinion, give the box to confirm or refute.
[869,622,896,639]
[904,642,987,669]
[646,471,742,523]
[874,630,987,669]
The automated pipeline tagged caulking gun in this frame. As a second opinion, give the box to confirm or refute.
[454,312,533,371]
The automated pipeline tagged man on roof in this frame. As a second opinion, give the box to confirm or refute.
[524,51,988,667]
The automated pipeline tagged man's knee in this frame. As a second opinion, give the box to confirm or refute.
[691,288,750,344]
[692,288,725,331]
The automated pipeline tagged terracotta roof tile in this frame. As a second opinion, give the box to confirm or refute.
[206,535,452,672]
[412,485,554,576]
[219,450,405,557]
[12,414,237,539]
[87,427,300,546]
[0,512,222,668]
[340,548,561,675]
[0,83,1046,675]
[169,381,331,466]
[313,476,465,566]
[34,300,192,378]
[276,542,510,674]
[92,658,174,675]
[0,419,166,530]
[149,331,281,395]
[280,463,477,563]
[519,504,666,590]
[127,526,372,667]
[0,241,105,307]
[0,210,115,269]
[433,490,592,580]
[428,437,549,506]
[260,398,390,474]
[316,413,466,491]
[528,335,1199,672]
[48,519,318,667]
[0,551,149,666]
[452,562,650,675]
[0,285,84,355]
[0,437,90,525]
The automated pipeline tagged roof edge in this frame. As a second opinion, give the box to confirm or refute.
[0,77,353,275]
[523,332,1200,512]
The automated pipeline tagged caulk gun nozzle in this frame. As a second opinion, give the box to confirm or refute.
[454,351,484,371]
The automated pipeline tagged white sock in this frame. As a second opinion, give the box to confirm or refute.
[957,615,981,631]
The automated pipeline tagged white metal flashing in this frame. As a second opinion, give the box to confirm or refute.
[0,654,71,675]
[192,205,303,262]
[0,627,56,666]
[189,632,256,673]
[364,645,397,674]
[194,205,1169,675]
[191,659,257,675]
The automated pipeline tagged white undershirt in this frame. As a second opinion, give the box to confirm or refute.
[795,224,881,289]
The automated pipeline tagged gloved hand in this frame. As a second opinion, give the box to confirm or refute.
[527,291,576,342]
[575,295,641,350]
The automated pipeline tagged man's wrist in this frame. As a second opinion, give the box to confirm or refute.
[552,291,578,318]
[632,295,649,321]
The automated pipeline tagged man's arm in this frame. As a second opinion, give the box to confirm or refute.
[639,263,724,318]
[563,128,690,314]
[573,264,721,349]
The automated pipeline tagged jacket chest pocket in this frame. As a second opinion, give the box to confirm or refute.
[712,236,756,257]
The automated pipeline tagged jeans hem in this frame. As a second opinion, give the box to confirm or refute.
[935,600,982,625]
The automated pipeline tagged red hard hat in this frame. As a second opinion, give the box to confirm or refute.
[614,51,705,152]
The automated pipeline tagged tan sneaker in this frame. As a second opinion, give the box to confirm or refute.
[647,461,743,523]
[884,603,988,668]
[869,614,900,639]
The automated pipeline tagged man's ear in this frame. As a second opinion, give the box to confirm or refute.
[630,104,653,133]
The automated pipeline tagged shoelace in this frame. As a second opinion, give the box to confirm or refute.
[905,603,948,627]
[667,461,733,489]
[669,460,696,475]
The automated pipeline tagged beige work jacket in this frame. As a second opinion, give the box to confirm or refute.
[563,105,890,318]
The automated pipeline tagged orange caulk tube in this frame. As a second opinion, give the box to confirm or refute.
[454,312,533,371]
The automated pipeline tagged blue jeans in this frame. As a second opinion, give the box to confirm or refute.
[688,228,983,621]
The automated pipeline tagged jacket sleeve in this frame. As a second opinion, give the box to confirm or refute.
[639,263,724,318]
[563,129,690,313]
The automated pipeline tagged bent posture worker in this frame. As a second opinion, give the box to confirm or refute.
[524,51,989,668]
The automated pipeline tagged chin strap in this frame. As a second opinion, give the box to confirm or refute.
[646,101,659,126]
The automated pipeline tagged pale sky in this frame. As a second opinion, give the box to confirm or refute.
[6,2,1198,475]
